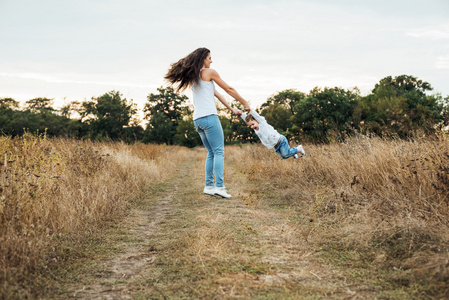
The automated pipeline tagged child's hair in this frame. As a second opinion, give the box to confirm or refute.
[245,114,255,123]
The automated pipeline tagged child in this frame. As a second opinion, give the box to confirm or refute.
[241,109,305,159]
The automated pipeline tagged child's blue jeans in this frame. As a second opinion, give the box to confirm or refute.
[274,135,298,159]
[194,114,225,188]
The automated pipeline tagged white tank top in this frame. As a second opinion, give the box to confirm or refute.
[192,69,217,120]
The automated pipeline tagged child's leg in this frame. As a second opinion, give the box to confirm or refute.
[274,136,299,159]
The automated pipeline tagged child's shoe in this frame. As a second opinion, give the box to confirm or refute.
[214,186,231,198]
[297,145,305,155]
[293,154,299,159]
[203,186,215,196]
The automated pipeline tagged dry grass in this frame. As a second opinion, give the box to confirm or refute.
[137,147,349,298]
[226,131,449,297]
[124,133,449,298]
[0,133,190,298]
[3,131,449,298]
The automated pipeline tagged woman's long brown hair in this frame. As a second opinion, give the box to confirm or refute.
[164,47,210,92]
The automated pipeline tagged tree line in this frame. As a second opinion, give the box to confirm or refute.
[1,75,448,146]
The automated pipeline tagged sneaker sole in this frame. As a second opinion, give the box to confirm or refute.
[214,193,231,198]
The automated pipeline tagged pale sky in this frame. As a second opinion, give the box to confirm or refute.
[1,0,448,116]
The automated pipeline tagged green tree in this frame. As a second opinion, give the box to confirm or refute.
[261,89,305,114]
[260,102,293,136]
[20,97,84,137]
[25,97,55,112]
[142,112,176,144]
[144,87,189,127]
[173,114,202,147]
[373,75,432,103]
[363,75,446,135]
[220,115,234,144]
[60,101,82,118]
[441,96,449,130]
[0,97,19,109]
[361,95,410,136]
[122,123,145,144]
[80,91,137,141]
[143,87,190,144]
[0,98,17,135]
[293,87,359,142]
[0,108,85,138]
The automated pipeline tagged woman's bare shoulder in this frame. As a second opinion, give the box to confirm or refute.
[201,68,219,81]
[201,68,218,74]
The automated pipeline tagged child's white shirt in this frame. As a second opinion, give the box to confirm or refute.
[241,110,281,149]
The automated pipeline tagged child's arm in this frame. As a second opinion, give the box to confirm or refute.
[240,112,247,121]
[248,110,267,125]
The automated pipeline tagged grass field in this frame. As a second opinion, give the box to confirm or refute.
[1,132,448,299]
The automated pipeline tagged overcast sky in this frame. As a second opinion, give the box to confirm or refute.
[1,0,448,115]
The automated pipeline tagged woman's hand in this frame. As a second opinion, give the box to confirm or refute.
[231,108,243,115]
[243,104,251,111]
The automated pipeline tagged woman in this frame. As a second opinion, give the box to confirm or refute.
[165,47,251,198]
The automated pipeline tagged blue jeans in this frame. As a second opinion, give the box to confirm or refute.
[274,135,298,159]
[194,114,224,188]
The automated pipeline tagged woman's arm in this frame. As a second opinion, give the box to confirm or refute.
[214,90,242,115]
[203,69,251,111]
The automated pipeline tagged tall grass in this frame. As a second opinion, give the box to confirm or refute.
[0,133,190,298]
[227,132,449,294]
[2,131,448,297]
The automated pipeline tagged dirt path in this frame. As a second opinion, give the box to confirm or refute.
[70,202,172,299]
[60,150,361,299]
[62,162,191,299]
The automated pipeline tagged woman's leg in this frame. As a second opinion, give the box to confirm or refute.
[202,115,224,187]
[194,117,215,187]
[194,115,225,187]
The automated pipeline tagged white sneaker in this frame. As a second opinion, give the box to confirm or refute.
[214,187,231,198]
[297,145,305,156]
[203,186,215,196]
[293,154,299,159]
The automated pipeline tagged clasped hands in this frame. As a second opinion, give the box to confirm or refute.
[231,105,251,116]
